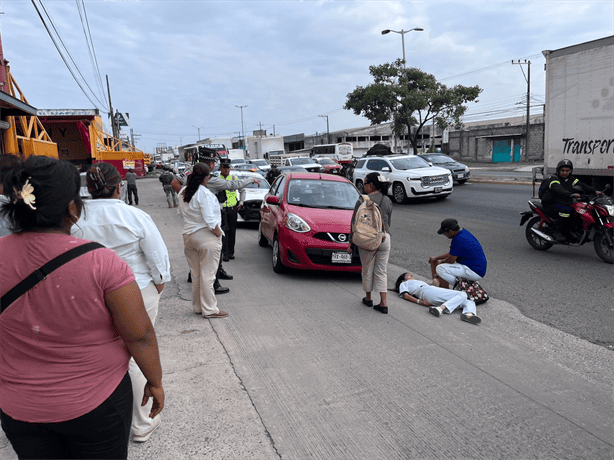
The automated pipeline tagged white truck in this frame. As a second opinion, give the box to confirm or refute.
[541,35,614,190]
[247,136,284,159]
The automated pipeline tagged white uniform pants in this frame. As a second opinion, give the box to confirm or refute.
[436,262,482,286]
[129,281,161,436]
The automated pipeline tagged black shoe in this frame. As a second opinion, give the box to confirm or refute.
[229,254,235,260]
[223,255,230,262]
[362,297,373,307]
[215,286,230,295]
[187,272,192,283]
[374,304,388,314]
[218,270,233,280]
[461,313,482,325]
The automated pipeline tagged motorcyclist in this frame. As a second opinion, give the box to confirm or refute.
[541,159,600,243]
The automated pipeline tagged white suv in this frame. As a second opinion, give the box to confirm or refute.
[353,154,453,203]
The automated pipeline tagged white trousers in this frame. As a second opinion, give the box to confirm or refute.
[184,228,222,315]
[358,233,391,294]
[436,262,482,286]
[129,281,161,436]
[419,285,477,315]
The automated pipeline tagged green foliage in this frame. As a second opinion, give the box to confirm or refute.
[344,59,482,153]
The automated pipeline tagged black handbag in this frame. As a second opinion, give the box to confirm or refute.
[1,242,104,313]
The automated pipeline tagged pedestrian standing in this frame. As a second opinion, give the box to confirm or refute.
[348,172,393,314]
[177,163,228,318]
[73,162,171,443]
[219,160,246,261]
[159,166,178,208]
[125,168,139,205]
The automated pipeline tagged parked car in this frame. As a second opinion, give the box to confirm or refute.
[284,157,323,173]
[232,172,270,223]
[246,158,271,172]
[258,172,362,273]
[419,153,470,184]
[278,166,308,173]
[353,154,453,203]
[230,158,247,167]
[314,157,342,174]
[232,163,266,177]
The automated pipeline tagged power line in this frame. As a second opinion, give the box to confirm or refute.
[30,0,109,111]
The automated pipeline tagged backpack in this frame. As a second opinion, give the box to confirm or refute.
[453,278,490,305]
[538,176,553,200]
[351,195,384,251]
[159,172,173,185]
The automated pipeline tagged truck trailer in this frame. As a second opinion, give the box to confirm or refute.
[541,35,614,190]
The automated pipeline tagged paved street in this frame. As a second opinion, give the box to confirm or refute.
[1,173,612,460]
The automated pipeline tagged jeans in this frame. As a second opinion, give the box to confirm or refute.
[1,372,132,459]
[436,262,482,286]
[127,184,139,205]
[222,206,238,257]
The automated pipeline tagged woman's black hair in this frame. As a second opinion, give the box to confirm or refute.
[183,163,210,203]
[87,162,122,199]
[365,172,390,194]
[0,155,82,231]
[394,273,410,293]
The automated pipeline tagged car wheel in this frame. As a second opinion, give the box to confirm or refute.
[356,179,364,194]
[435,194,450,200]
[272,235,286,273]
[392,183,407,204]
[457,179,467,185]
[258,221,268,247]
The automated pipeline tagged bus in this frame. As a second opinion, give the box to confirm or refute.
[310,143,353,163]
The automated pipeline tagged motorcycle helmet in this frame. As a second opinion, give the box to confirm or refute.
[556,159,573,175]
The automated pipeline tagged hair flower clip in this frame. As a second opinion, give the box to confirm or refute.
[15,179,37,210]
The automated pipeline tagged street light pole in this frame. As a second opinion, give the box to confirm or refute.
[512,60,531,162]
[381,27,423,67]
[236,105,247,149]
[192,125,203,142]
[318,115,330,144]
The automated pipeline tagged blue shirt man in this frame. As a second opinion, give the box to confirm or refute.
[429,218,487,289]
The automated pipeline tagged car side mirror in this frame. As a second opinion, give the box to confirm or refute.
[266,196,280,205]
[382,166,391,172]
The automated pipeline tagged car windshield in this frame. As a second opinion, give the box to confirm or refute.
[318,159,335,165]
[423,154,455,164]
[390,157,431,170]
[292,158,315,165]
[286,179,359,209]
[251,160,267,167]
[235,175,269,189]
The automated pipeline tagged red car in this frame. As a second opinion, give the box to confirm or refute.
[315,157,343,174]
[258,172,362,273]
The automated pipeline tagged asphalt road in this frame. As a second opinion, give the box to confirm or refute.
[385,181,614,350]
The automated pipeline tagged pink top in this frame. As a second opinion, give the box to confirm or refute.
[0,233,135,423]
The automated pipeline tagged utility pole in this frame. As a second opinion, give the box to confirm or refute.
[106,75,119,149]
[192,125,203,142]
[318,115,330,144]
[512,60,531,162]
[235,105,247,149]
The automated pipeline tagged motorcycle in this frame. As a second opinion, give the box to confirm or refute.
[519,184,614,264]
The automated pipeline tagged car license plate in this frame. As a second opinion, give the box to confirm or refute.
[434,187,442,193]
[332,252,351,263]
[457,173,464,178]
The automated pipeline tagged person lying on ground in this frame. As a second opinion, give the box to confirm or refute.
[394,272,482,325]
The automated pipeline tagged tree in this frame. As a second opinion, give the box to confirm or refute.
[344,59,482,154]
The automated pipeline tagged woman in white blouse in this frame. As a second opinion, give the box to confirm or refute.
[177,163,227,319]
[73,162,171,443]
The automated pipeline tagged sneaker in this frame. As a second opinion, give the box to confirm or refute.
[429,306,442,317]
[204,310,229,319]
[132,415,161,443]
[461,313,482,325]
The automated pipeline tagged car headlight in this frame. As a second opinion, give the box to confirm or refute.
[465,165,470,173]
[405,176,419,182]
[285,213,311,233]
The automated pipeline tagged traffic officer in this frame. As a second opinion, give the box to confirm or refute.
[172,148,260,294]
[219,160,246,261]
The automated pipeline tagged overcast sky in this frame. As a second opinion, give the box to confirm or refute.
[0,0,612,153]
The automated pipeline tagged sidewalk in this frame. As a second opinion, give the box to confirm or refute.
[1,177,612,460]
[465,161,542,185]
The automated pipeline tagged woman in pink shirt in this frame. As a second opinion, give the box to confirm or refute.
[0,156,164,459]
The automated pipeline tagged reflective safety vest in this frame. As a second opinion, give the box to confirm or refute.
[221,175,238,207]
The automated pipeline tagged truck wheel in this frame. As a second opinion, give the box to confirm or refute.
[392,183,407,204]
[594,229,614,264]
[258,222,268,247]
[272,235,286,273]
[355,180,364,194]
[525,216,554,250]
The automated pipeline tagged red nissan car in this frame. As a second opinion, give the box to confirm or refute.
[258,172,362,273]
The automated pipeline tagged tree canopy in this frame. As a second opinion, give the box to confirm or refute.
[344,60,482,154]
